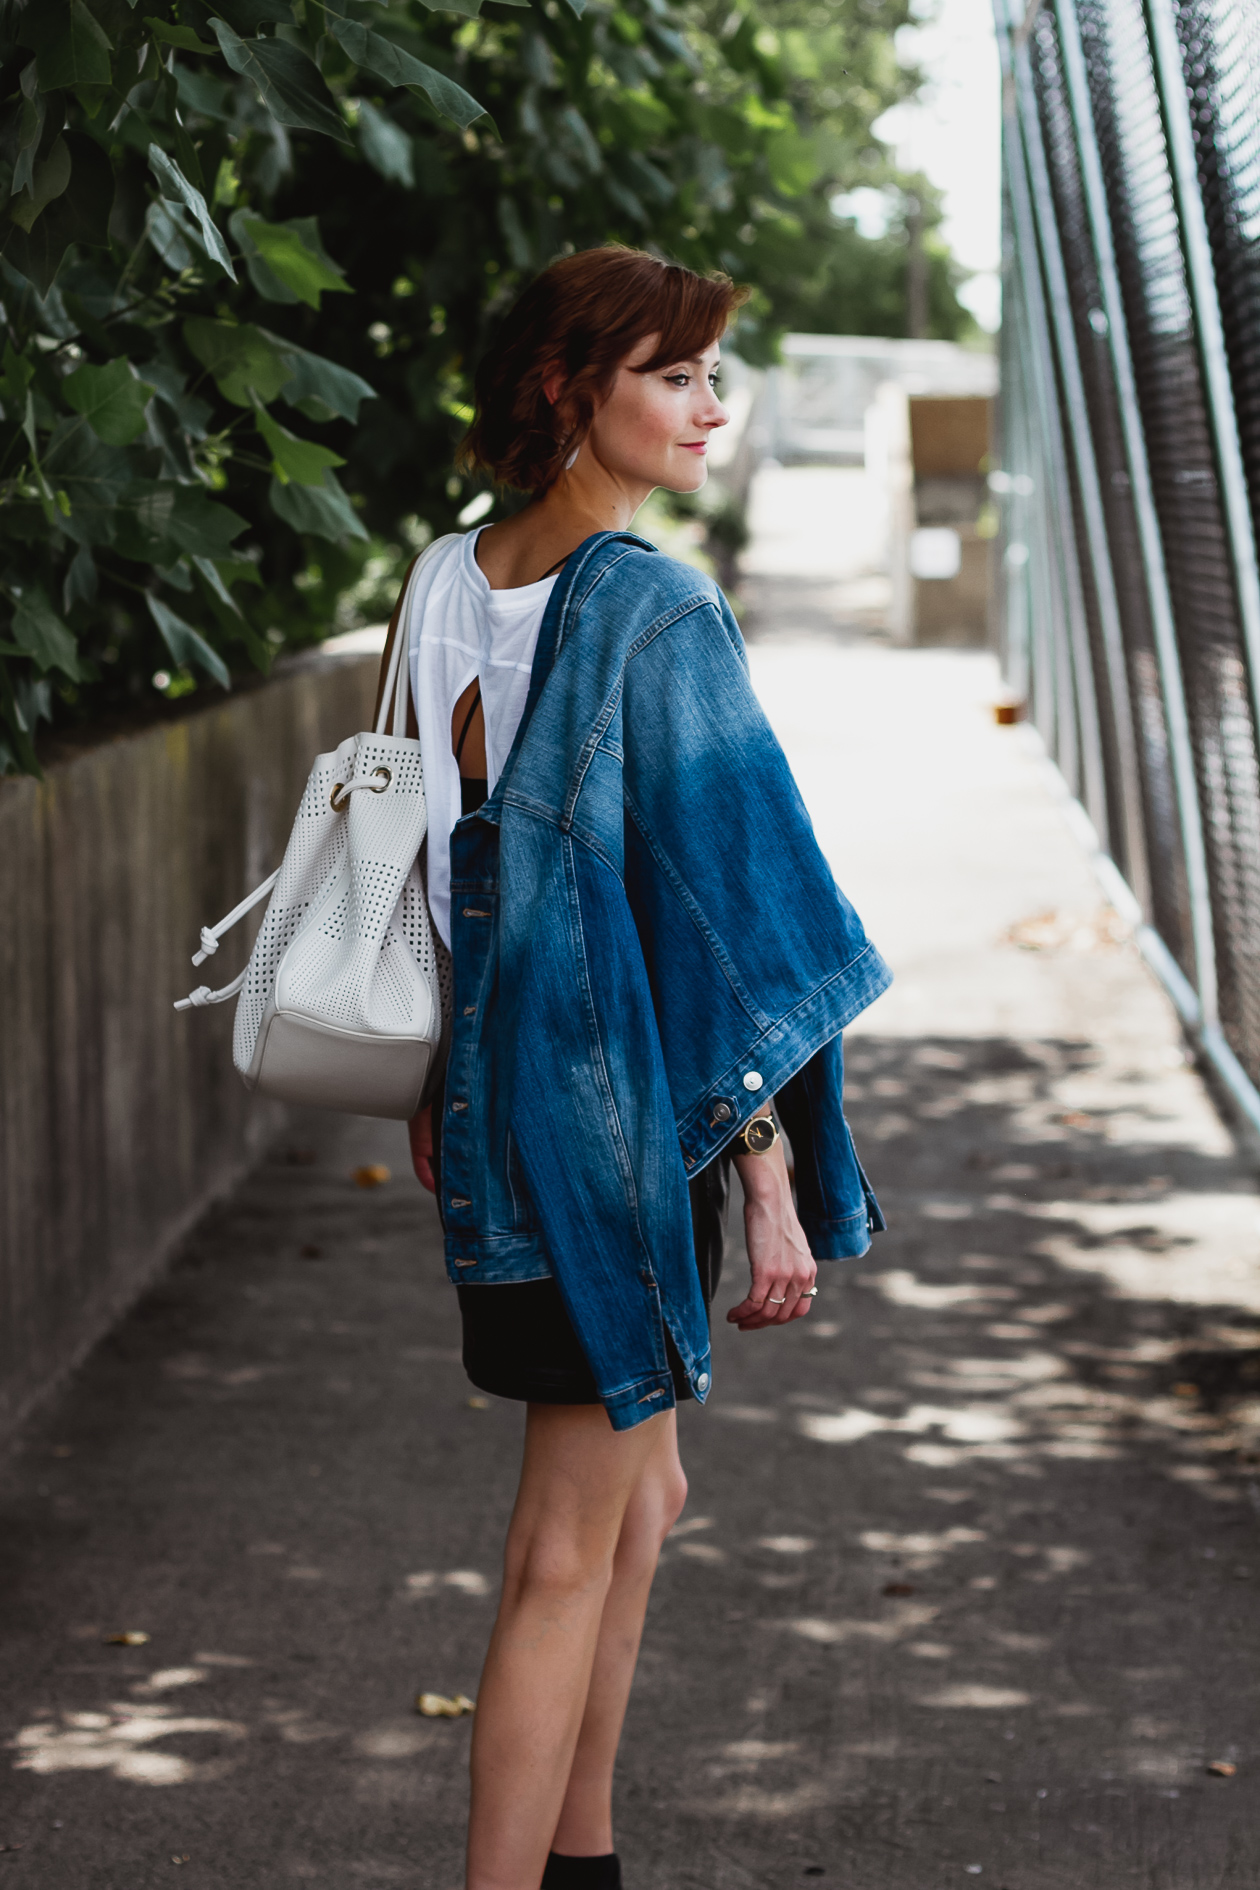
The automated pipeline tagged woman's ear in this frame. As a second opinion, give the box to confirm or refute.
[542,366,566,408]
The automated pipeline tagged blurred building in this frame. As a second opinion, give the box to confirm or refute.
[759,336,999,646]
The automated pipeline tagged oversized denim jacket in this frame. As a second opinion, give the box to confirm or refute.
[437,532,891,1431]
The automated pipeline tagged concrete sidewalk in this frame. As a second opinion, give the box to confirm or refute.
[3,479,1259,1888]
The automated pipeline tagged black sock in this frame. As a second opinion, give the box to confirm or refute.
[540,1852,622,1890]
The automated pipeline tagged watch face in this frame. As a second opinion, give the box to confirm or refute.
[745,1117,776,1153]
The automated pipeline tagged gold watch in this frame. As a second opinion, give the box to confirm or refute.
[732,1114,779,1156]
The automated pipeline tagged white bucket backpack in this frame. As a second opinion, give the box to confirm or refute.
[175,538,454,1119]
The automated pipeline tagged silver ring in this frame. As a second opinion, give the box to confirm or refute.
[801,1287,819,1298]
[767,1295,787,1304]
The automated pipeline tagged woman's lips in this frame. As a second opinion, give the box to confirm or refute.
[680,441,708,452]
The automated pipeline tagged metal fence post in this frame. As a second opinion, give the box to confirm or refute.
[999,9,1103,829]
[1054,0,1217,1026]
[1146,0,1260,753]
[1008,14,1152,909]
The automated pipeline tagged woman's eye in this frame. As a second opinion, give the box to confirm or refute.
[665,373,689,387]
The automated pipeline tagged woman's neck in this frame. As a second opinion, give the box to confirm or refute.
[474,452,651,591]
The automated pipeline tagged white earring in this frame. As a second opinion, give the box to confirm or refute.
[564,446,579,470]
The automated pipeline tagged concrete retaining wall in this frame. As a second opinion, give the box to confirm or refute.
[0,650,379,1442]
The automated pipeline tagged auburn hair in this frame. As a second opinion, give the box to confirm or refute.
[459,246,748,495]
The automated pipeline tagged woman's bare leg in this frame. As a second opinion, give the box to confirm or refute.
[550,1413,686,1856]
[466,1404,675,1890]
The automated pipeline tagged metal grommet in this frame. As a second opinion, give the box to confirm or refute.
[330,782,346,810]
[370,766,392,792]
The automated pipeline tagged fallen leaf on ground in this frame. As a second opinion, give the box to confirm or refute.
[416,1692,476,1718]
[104,1631,150,1646]
[467,1396,489,1410]
[1206,1760,1236,1777]
[352,1164,391,1188]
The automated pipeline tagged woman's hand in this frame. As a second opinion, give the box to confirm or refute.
[409,1103,436,1193]
[725,1121,817,1330]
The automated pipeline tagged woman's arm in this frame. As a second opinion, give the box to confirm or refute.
[409,1104,436,1193]
[725,1107,817,1329]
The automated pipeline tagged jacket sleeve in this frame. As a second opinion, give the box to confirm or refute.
[775,1034,885,1260]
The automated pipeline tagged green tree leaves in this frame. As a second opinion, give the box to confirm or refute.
[9,586,82,680]
[253,399,347,487]
[146,595,232,688]
[183,319,295,407]
[147,146,237,280]
[208,19,351,142]
[236,217,351,309]
[0,0,967,776]
[322,13,487,131]
[63,360,156,447]
[18,0,113,92]
[9,137,72,233]
[269,471,369,542]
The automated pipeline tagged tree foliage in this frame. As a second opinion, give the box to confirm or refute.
[0,0,967,774]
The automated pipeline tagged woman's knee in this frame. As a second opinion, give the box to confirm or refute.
[658,1463,688,1539]
[619,1456,687,1564]
[502,1517,620,1612]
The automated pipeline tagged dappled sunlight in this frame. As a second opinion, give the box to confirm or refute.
[917,1684,1033,1710]
[654,1019,1260,1861]
[402,1568,492,1599]
[11,1704,247,1785]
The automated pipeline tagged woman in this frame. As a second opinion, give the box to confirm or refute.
[379,246,889,1890]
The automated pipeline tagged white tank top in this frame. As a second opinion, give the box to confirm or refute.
[407,528,557,949]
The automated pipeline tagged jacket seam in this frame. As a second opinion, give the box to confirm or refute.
[678,942,890,1154]
[501,791,625,879]
[563,834,642,1219]
[560,595,716,830]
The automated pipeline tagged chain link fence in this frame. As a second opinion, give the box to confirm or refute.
[996,0,1260,1134]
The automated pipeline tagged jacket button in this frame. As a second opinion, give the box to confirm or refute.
[696,1372,710,1393]
[711,1100,733,1124]
[743,1071,764,1091]
[450,1195,471,1209]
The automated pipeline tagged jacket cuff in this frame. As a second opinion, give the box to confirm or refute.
[600,1372,678,1432]
[800,1204,876,1261]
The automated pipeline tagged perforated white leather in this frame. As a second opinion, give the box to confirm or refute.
[230,721,444,1103]
[177,540,453,1119]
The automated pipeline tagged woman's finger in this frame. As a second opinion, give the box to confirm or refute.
[728,1279,792,1328]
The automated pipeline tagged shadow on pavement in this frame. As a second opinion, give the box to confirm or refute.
[0,1035,1257,1888]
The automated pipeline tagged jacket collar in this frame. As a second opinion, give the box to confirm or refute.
[475,529,656,827]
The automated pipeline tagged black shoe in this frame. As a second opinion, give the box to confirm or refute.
[541,1853,622,1890]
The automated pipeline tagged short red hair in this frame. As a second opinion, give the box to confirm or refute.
[460,246,748,495]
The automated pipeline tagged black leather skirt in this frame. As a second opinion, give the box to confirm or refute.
[436,1095,729,1405]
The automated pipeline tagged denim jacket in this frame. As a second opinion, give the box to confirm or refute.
[437,532,891,1430]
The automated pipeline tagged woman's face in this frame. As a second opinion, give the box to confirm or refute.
[577,333,729,496]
